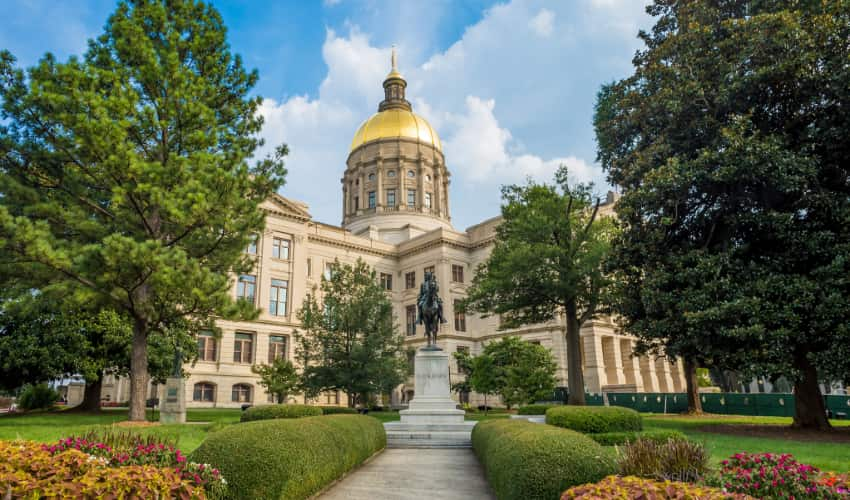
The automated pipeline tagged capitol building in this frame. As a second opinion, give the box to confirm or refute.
[101,55,687,408]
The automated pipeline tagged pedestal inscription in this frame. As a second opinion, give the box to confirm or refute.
[159,377,186,424]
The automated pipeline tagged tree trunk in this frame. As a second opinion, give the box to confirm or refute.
[684,358,703,414]
[484,393,488,415]
[565,304,586,405]
[79,378,102,412]
[128,316,149,422]
[792,353,831,430]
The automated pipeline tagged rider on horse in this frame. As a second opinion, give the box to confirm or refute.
[417,271,447,326]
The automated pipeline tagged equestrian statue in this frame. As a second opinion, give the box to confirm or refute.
[417,271,447,349]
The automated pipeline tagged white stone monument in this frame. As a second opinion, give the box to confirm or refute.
[384,347,476,447]
[159,377,186,424]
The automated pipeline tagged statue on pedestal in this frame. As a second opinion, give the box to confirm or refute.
[417,271,446,349]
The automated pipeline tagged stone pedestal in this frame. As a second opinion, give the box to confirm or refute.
[384,348,476,448]
[159,377,186,424]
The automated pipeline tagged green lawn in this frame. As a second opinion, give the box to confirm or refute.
[643,414,850,472]
[3,409,849,472]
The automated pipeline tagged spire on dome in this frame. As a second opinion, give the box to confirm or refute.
[379,44,410,111]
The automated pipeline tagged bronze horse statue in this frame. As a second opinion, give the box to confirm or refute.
[417,272,446,349]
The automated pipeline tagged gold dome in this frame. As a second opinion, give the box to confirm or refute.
[349,109,442,152]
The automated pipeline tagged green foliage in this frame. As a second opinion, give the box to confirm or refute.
[617,438,711,483]
[319,406,358,415]
[594,0,850,428]
[0,0,286,419]
[461,166,615,405]
[239,404,321,422]
[588,429,687,446]
[462,336,558,409]
[251,358,300,404]
[17,384,59,411]
[561,475,746,499]
[517,404,561,415]
[472,419,616,500]
[295,259,407,407]
[189,415,385,500]
[545,406,642,434]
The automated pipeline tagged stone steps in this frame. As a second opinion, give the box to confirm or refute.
[384,421,477,449]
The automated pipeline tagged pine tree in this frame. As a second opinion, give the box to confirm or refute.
[0,0,286,420]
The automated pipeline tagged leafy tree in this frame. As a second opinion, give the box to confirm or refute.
[468,354,499,413]
[594,1,850,428]
[482,336,558,409]
[0,0,286,420]
[252,358,300,404]
[462,166,614,405]
[295,259,407,407]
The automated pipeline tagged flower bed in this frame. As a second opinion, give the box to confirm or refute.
[0,440,203,498]
[709,452,849,498]
[561,475,751,499]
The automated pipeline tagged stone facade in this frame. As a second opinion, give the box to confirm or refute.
[101,54,686,409]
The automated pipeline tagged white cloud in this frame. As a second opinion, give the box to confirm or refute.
[529,9,555,37]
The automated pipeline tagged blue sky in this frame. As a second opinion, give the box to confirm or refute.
[1,0,654,229]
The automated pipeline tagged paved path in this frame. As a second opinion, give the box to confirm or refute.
[319,448,495,500]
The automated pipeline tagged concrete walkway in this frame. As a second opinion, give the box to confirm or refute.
[319,448,495,500]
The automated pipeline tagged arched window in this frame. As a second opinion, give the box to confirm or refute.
[368,173,375,181]
[193,382,216,402]
[387,170,396,178]
[407,170,415,178]
[232,384,252,403]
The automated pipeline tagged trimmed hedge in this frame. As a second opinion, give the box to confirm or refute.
[472,419,616,500]
[516,404,561,415]
[320,406,358,415]
[588,429,687,446]
[190,415,385,500]
[545,405,641,434]
[239,404,322,422]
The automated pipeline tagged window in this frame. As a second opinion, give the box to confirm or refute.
[407,189,416,206]
[232,384,252,403]
[246,234,259,254]
[454,300,466,332]
[324,262,333,281]
[406,305,417,336]
[424,192,432,208]
[405,271,416,289]
[368,191,376,208]
[193,383,215,402]
[324,391,340,405]
[236,275,256,303]
[268,335,288,363]
[426,174,432,182]
[380,272,393,291]
[452,264,464,283]
[269,279,288,316]
[307,258,312,277]
[529,340,541,345]
[386,189,396,207]
[424,265,435,277]
[457,346,470,373]
[387,170,396,178]
[407,350,415,372]
[272,237,290,260]
[233,333,253,363]
[368,173,375,181]
[197,332,216,362]
[407,170,415,178]
[354,196,359,210]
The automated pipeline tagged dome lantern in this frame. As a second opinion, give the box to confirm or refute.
[379,46,411,112]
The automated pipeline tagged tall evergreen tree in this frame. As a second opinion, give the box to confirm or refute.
[295,260,407,408]
[595,0,850,428]
[0,0,286,420]
[462,166,614,405]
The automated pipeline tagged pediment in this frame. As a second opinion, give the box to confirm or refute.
[262,193,312,221]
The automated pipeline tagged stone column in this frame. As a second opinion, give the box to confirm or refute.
[417,159,425,212]
[433,170,442,217]
[602,336,625,386]
[551,326,569,387]
[620,339,643,391]
[443,174,451,219]
[376,161,384,209]
[399,160,407,208]
[582,332,606,392]
[639,355,660,392]
[654,357,675,393]
[672,359,686,392]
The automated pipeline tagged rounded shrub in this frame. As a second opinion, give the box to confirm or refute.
[472,419,616,500]
[239,404,322,422]
[517,404,561,415]
[190,415,385,500]
[545,405,641,434]
[588,429,687,446]
[17,384,59,411]
[320,406,358,415]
